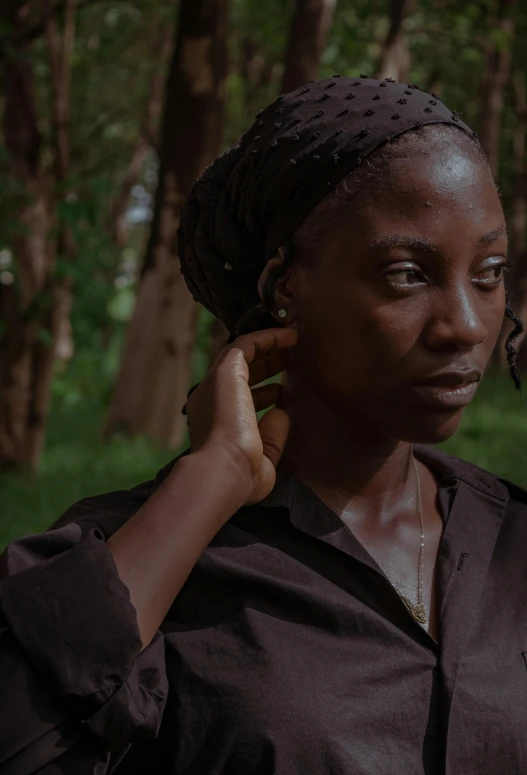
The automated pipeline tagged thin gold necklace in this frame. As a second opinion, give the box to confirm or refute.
[392,455,426,625]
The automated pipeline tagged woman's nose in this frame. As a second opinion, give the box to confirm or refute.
[424,284,490,351]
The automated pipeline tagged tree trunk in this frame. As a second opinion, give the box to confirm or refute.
[376,0,410,83]
[478,0,517,174]
[239,35,276,122]
[281,0,337,93]
[41,0,77,388]
[105,0,230,447]
[25,0,78,466]
[107,0,177,248]
[0,2,49,470]
[0,0,77,471]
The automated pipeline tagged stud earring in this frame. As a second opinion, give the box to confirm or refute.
[278,308,287,318]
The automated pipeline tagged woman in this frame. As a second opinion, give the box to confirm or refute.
[1,75,526,774]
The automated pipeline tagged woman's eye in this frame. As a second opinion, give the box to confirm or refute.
[385,268,425,286]
[475,263,511,286]
[384,260,513,289]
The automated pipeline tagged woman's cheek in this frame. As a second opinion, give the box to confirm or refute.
[356,313,412,364]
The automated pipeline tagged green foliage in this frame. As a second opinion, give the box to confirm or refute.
[107,285,136,323]
[225,0,291,144]
[437,369,527,484]
[36,325,54,346]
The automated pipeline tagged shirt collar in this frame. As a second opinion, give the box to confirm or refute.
[152,443,509,515]
[258,443,509,514]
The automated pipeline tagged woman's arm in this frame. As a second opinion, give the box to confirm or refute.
[0,448,249,775]
[107,447,250,651]
[0,320,291,774]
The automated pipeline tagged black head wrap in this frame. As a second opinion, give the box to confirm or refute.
[177,75,477,339]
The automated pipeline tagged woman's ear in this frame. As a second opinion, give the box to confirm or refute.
[258,255,283,301]
[257,247,287,302]
[257,246,296,326]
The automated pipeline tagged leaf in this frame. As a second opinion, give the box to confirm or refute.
[37,326,54,346]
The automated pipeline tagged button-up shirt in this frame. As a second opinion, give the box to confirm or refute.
[1,443,526,774]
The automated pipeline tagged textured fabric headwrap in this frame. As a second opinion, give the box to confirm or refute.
[177,75,477,338]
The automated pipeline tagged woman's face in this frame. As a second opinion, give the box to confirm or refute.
[280,142,508,444]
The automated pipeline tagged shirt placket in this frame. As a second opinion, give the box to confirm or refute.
[435,479,508,773]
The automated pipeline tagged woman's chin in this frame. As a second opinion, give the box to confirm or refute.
[397,408,464,445]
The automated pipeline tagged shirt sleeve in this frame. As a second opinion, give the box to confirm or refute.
[0,490,170,775]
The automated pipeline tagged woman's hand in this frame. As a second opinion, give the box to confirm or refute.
[186,327,298,506]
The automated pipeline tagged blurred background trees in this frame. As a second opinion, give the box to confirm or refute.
[1,0,527,546]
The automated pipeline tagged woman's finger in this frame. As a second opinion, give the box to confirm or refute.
[250,382,282,413]
[247,349,290,387]
[232,328,298,368]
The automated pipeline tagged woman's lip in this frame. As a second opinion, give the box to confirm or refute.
[410,380,479,409]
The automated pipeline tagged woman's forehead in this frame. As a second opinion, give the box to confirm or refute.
[341,149,500,226]
[315,178,506,269]
[386,144,492,193]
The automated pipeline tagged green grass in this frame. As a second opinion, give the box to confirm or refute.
[1,366,526,552]
[0,402,185,552]
[436,368,527,485]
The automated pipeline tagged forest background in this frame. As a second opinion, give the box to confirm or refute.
[1,0,526,550]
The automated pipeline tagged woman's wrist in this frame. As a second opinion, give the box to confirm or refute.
[167,445,251,522]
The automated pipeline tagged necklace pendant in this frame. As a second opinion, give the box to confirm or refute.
[400,595,427,624]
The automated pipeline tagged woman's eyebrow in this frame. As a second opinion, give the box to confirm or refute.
[477,224,507,246]
[369,225,508,253]
[368,236,436,252]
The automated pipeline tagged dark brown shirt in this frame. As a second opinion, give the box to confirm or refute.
[1,443,527,774]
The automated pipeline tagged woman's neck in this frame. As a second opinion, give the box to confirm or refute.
[276,375,417,521]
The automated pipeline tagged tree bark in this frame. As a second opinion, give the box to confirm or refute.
[478,0,517,174]
[281,0,337,93]
[12,0,99,47]
[105,0,230,447]
[0,0,77,471]
[107,0,177,248]
[24,0,78,467]
[43,0,76,380]
[376,0,410,83]
[239,35,276,122]
[0,2,49,470]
